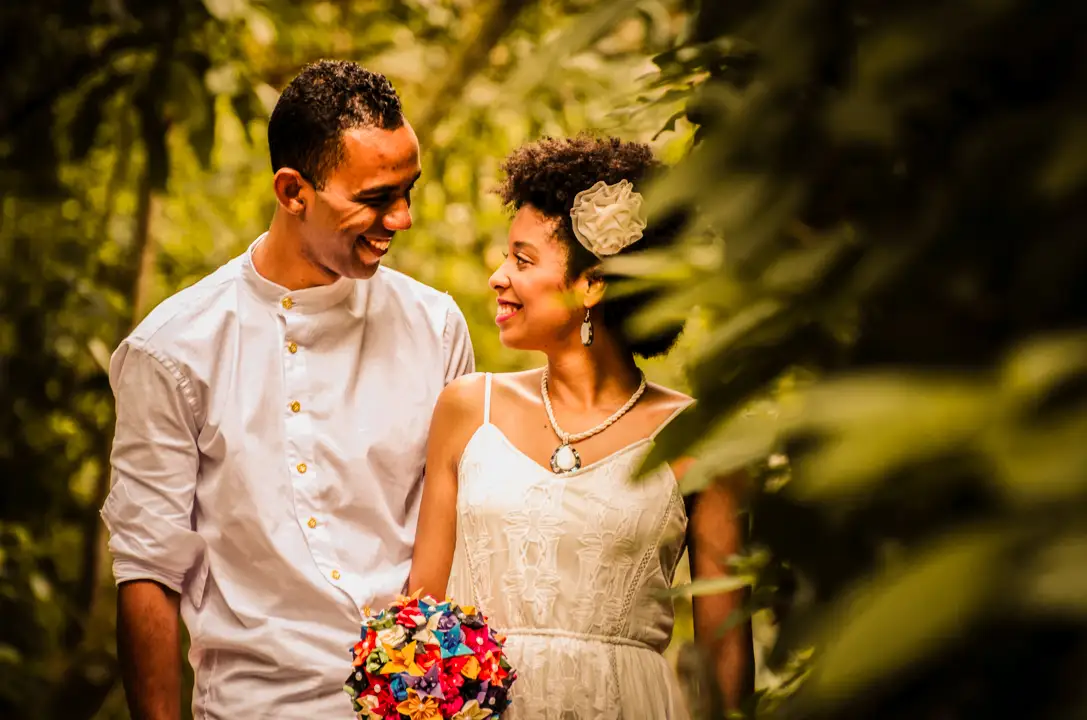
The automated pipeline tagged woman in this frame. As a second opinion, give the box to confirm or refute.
[409,135,751,718]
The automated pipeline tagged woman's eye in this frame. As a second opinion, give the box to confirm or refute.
[515,255,529,267]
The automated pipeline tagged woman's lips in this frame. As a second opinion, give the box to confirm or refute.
[496,300,521,324]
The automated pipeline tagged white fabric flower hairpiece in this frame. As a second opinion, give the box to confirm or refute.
[569,179,648,258]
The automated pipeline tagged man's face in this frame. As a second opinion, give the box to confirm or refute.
[300,122,421,281]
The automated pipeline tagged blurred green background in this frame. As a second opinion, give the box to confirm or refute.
[1,1,706,718]
[3,1,1087,719]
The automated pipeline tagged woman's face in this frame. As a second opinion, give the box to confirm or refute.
[488,205,587,352]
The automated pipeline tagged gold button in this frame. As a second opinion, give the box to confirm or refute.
[331,569,341,580]
[307,517,317,529]
[290,401,301,413]
[297,462,307,474]
[287,341,298,354]
[281,297,293,310]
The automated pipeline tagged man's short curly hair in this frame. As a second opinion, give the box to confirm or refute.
[269,60,403,187]
[497,134,685,359]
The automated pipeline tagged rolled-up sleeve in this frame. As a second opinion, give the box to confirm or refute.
[442,298,475,385]
[100,342,204,593]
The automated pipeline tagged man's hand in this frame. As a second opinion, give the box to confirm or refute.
[117,580,183,720]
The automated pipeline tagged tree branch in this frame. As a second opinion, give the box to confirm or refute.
[50,24,176,720]
[411,0,534,149]
[0,31,153,138]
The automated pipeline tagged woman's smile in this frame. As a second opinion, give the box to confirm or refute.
[495,299,522,324]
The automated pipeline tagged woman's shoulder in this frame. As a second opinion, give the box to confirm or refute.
[436,370,542,419]
[435,372,488,421]
[645,382,695,417]
[490,368,544,397]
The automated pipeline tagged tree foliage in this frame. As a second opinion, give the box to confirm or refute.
[0,1,694,718]
[641,0,1087,717]
[9,0,1085,718]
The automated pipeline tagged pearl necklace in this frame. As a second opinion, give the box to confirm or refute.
[540,368,647,474]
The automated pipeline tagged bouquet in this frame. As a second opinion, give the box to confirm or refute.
[345,591,517,720]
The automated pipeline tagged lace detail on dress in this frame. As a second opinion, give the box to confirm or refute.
[500,482,567,626]
[618,481,683,640]
[450,419,690,720]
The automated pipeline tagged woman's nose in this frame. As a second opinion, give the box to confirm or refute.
[488,264,508,291]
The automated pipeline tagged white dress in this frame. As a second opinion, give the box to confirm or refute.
[446,374,692,719]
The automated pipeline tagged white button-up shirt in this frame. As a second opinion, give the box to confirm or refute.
[101,237,474,719]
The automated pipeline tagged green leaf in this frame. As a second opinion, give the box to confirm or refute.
[686,299,789,371]
[799,528,1007,712]
[505,0,644,96]
[663,573,755,598]
[984,400,1087,504]
[784,374,990,502]
[1000,331,1087,406]
[675,408,780,494]
[0,644,21,664]
[761,227,857,295]
[653,109,688,140]
[1023,532,1087,617]
[638,404,718,474]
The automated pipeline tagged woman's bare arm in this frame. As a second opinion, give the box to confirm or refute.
[684,466,754,712]
[407,374,484,598]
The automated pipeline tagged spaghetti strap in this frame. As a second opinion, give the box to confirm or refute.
[483,372,493,425]
[650,398,696,440]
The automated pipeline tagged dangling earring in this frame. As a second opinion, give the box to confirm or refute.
[580,308,594,347]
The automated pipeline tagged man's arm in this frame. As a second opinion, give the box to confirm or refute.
[442,299,476,384]
[118,581,183,720]
[102,343,203,720]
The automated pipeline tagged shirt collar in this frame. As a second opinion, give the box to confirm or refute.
[241,233,357,314]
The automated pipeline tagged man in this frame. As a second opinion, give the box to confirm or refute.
[101,60,475,719]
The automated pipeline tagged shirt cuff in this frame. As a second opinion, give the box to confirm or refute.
[111,559,186,594]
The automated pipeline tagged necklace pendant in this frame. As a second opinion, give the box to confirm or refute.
[550,443,581,474]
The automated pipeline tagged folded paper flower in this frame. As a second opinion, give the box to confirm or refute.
[382,641,426,677]
[397,689,442,720]
[345,590,517,719]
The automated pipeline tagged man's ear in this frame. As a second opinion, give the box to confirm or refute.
[582,268,607,310]
[273,168,309,215]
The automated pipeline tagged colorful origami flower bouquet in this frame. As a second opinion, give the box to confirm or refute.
[344,591,517,720]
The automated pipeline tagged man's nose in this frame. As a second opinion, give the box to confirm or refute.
[382,197,412,232]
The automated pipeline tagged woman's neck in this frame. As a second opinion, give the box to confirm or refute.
[543,331,642,411]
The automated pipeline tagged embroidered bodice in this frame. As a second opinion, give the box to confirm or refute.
[445,374,691,719]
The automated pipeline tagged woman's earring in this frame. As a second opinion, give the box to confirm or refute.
[580,308,594,347]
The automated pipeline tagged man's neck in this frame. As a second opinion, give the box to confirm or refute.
[254,215,339,291]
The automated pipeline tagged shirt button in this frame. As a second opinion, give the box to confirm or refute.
[331,569,341,580]
[290,401,301,413]
[287,341,298,354]
[307,517,317,529]
[281,297,293,310]
[297,462,307,474]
